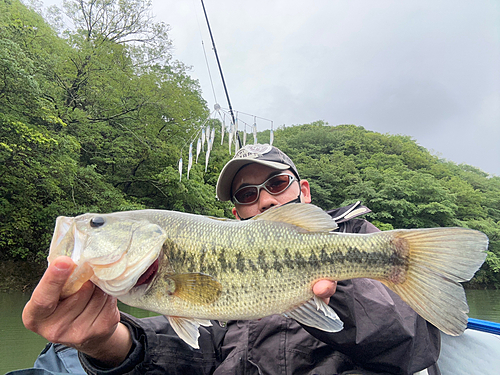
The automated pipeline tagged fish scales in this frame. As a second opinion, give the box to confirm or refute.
[49,203,488,346]
[130,213,405,321]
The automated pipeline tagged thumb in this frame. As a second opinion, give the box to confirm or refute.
[313,280,337,305]
[45,256,77,298]
[23,256,76,324]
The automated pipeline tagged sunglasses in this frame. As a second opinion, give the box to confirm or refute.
[232,173,297,205]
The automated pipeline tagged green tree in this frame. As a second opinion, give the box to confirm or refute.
[0,0,217,268]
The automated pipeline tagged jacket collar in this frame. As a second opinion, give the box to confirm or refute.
[325,201,371,224]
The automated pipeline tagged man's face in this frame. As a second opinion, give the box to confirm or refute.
[231,163,311,220]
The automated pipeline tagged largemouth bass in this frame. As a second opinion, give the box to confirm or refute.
[48,203,488,348]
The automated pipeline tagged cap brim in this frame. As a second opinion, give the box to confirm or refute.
[216,158,290,201]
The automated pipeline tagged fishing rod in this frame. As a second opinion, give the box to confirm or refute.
[200,0,242,148]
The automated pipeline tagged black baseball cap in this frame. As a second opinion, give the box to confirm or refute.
[216,144,300,201]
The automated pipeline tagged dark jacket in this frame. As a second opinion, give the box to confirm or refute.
[79,202,441,375]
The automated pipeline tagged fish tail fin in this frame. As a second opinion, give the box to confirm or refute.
[381,227,488,336]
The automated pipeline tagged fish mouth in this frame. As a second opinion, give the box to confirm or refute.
[134,258,159,287]
[48,216,86,263]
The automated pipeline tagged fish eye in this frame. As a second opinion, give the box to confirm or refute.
[90,216,105,228]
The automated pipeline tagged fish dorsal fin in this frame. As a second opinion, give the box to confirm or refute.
[167,316,212,349]
[168,273,222,305]
[206,216,236,222]
[284,296,344,332]
[252,203,338,232]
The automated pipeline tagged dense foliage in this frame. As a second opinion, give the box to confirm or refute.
[0,0,231,266]
[1,0,499,288]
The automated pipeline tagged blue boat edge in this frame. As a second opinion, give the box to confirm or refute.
[467,317,500,335]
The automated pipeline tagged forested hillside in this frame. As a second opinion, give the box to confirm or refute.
[0,0,231,269]
[1,0,499,290]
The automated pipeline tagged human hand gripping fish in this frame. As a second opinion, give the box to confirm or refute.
[40,203,487,349]
[22,256,133,366]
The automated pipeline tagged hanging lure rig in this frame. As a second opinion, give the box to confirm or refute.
[177,105,274,182]
[177,0,276,182]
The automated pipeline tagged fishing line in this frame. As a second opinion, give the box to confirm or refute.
[115,122,151,150]
[201,40,218,105]
[231,110,274,123]
[190,0,218,104]
[200,0,242,148]
[180,108,217,155]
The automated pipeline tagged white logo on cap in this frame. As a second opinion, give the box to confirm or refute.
[234,144,273,159]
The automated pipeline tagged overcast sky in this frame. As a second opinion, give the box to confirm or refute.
[43,0,500,176]
[153,0,500,176]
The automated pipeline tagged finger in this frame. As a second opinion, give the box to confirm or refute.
[313,280,337,301]
[90,294,121,337]
[99,295,120,326]
[23,256,76,325]
[55,287,117,346]
[54,280,97,324]
[29,281,97,344]
[75,286,116,330]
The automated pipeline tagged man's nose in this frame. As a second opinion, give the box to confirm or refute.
[258,189,280,211]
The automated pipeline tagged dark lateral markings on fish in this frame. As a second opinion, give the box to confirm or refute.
[47,203,488,349]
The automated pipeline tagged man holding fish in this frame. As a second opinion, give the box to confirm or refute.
[24,143,468,374]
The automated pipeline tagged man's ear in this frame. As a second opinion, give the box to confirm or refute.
[300,179,312,203]
[232,207,241,220]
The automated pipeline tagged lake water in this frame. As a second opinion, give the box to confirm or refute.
[1,289,499,374]
[0,292,158,374]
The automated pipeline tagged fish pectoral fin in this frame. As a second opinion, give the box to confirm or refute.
[253,203,338,232]
[167,316,212,349]
[284,296,344,332]
[169,273,222,305]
